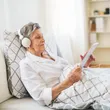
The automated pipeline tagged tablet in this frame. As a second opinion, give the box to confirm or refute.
[81,42,99,68]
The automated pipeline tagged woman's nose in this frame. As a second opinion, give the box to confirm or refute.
[41,37,45,43]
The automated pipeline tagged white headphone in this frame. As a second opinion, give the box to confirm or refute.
[18,30,31,48]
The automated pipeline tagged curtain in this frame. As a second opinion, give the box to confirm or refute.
[1,0,87,64]
[44,0,87,64]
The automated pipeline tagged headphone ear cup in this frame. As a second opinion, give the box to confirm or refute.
[22,38,31,48]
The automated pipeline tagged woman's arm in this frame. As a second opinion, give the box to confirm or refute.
[52,78,73,100]
[20,60,82,105]
[20,61,53,106]
[52,66,82,100]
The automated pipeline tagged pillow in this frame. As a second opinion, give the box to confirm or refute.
[44,33,62,57]
[3,31,29,98]
[3,31,62,99]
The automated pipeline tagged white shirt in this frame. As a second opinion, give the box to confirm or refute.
[19,51,73,106]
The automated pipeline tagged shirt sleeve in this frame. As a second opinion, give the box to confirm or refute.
[19,60,52,106]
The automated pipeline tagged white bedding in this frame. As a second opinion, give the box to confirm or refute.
[48,68,110,110]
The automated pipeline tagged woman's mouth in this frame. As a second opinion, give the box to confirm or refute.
[40,43,44,46]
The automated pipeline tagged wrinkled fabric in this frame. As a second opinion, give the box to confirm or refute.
[20,51,70,105]
[20,51,110,110]
[49,68,110,110]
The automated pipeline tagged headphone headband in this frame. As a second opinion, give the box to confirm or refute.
[18,30,24,40]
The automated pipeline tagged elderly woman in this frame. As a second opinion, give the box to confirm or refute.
[19,22,110,110]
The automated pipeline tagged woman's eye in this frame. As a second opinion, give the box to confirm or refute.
[35,37,40,39]
[34,36,42,39]
[37,37,40,39]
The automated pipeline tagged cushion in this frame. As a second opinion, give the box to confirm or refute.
[44,33,62,57]
[3,31,29,98]
[0,47,12,103]
[3,31,61,99]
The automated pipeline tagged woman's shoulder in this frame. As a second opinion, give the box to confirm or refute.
[19,57,29,69]
[19,52,33,67]
[19,57,37,77]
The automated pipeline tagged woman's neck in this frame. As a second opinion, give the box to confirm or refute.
[27,48,42,57]
[27,48,55,61]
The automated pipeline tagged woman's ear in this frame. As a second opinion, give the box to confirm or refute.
[29,41,32,48]
[21,38,31,48]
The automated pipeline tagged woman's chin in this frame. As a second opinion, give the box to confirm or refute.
[41,48,45,52]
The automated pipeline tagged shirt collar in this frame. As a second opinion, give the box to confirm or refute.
[25,50,57,63]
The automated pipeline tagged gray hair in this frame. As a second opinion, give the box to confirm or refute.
[20,22,40,39]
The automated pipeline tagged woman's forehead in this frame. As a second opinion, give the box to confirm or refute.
[31,29,43,38]
[34,29,42,34]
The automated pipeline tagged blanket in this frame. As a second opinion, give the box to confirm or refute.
[48,67,110,110]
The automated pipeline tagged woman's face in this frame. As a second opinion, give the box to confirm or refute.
[30,29,45,53]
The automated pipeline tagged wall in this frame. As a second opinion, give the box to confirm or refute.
[0,0,5,41]
[0,0,88,63]
[0,0,46,47]
[0,0,46,37]
[5,0,46,32]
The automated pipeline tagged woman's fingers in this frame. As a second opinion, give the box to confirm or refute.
[90,55,95,61]
[80,55,84,60]
[80,52,88,60]
[76,67,82,72]
[67,65,83,84]
[80,51,95,61]
[80,53,95,68]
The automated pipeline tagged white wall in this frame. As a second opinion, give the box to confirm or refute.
[0,0,6,41]
[0,0,46,47]
[0,0,46,35]
[0,0,88,63]
[5,0,46,32]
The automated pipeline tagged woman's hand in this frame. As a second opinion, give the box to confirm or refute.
[52,66,82,100]
[67,66,82,85]
[80,52,95,68]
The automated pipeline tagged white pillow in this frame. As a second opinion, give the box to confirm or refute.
[3,31,61,99]
[3,31,29,98]
[0,47,12,103]
[44,33,62,57]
